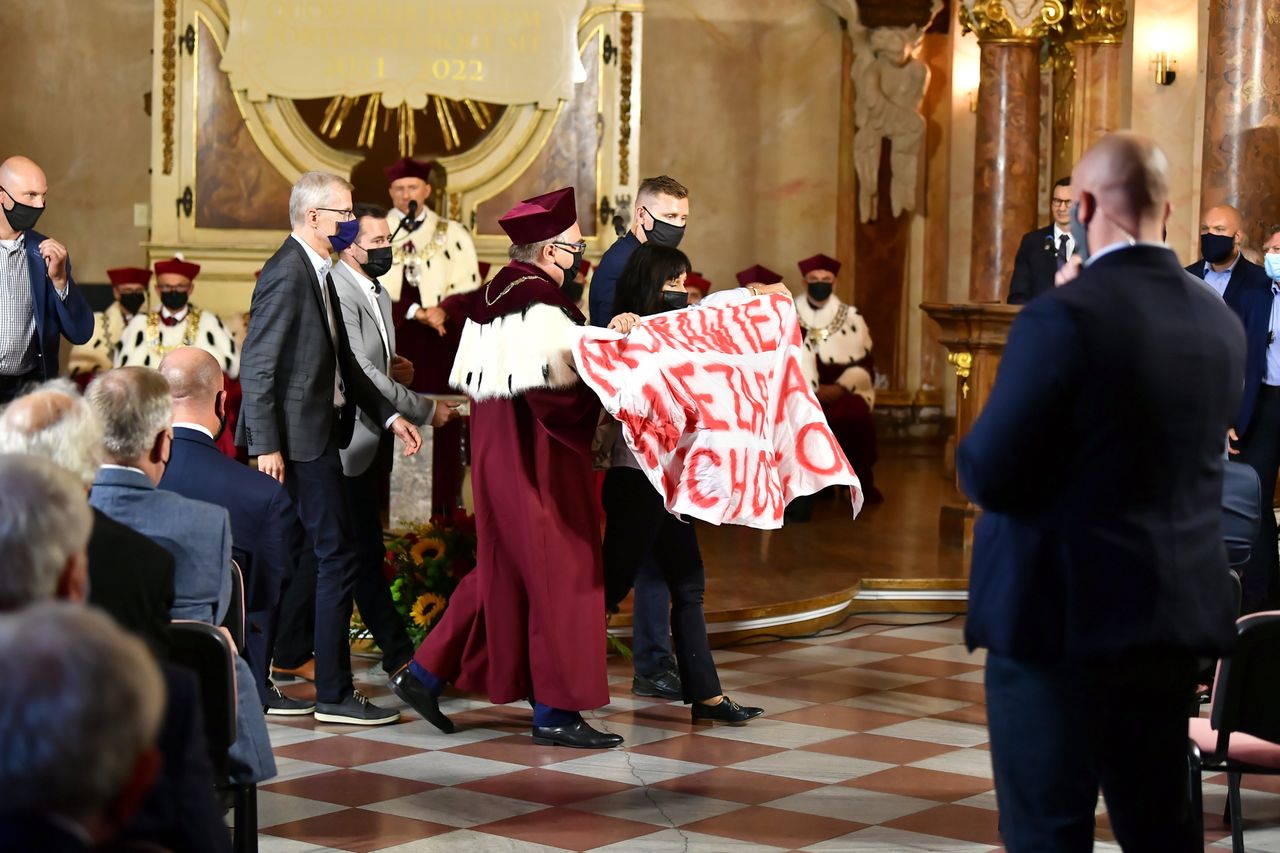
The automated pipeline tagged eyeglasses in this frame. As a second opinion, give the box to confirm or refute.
[554,240,587,253]
[1050,198,1073,207]
[316,207,355,221]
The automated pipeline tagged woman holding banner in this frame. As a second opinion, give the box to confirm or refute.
[601,244,778,725]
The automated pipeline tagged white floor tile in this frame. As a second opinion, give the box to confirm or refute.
[358,752,527,786]
[266,725,337,748]
[363,787,548,827]
[820,667,935,689]
[910,645,986,665]
[589,829,789,852]
[730,750,892,784]
[255,791,347,828]
[877,625,966,644]
[908,748,995,780]
[345,719,507,751]
[269,757,340,783]
[867,718,989,748]
[374,830,569,852]
[700,718,844,749]
[571,786,746,826]
[802,825,997,852]
[840,692,971,718]
[551,751,715,786]
[768,784,936,824]
[772,646,897,667]
[257,837,349,853]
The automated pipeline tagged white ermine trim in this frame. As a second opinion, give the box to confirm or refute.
[449,303,581,400]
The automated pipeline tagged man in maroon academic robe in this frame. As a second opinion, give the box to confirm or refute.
[389,187,623,749]
[383,156,482,512]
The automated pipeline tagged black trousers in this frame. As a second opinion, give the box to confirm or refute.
[343,436,414,673]
[602,467,720,703]
[985,651,1202,853]
[1237,388,1280,612]
[283,434,365,703]
[270,532,316,670]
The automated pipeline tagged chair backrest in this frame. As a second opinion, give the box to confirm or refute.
[221,560,246,654]
[1211,611,1280,749]
[169,620,237,778]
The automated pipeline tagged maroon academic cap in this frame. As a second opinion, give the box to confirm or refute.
[107,267,151,287]
[735,265,783,286]
[685,272,711,293]
[154,257,201,280]
[798,253,842,277]
[498,187,578,245]
[383,157,435,184]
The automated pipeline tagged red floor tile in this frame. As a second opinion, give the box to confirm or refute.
[476,805,657,848]
[263,808,454,852]
[770,703,914,731]
[897,677,988,704]
[597,703,697,731]
[272,735,425,768]
[262,769,438,807]
[652,767,823,804]
[833,634,950,654]
[861,655,985,678]
[443,734,573,768]
[628,733,785,765]
[934,703,990,727]
[841,766,995,802]
[884,803,1003,845]
[683,805,866,848]
[746,676,872,704]
[718,656,843,677]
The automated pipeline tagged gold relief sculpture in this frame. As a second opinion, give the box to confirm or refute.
[619,12,634,186]
[162,0,176,174]
[948,351,974,399]
[960,0,1066,43]
[1070,0,1128,44]
[1050,39,1075,180]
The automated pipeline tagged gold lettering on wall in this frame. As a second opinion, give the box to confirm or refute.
[221,0,586,108]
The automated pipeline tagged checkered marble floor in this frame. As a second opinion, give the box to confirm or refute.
[257,615,1280,852]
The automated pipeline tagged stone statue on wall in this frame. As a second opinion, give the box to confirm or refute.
[824,0,942,222]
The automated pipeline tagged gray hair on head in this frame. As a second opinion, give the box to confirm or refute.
[0,454,92,610]
[508,228,572,264]
[85,368,172,464]
[0,602,164,822]
[289,171,353,228]
[0,379,104,486]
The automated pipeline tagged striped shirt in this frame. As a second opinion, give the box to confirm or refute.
[0,234,37,375]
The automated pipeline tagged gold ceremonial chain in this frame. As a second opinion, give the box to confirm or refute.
[394,219,449,289]
[483,275,541,306]
[144,307,202,356]
[803,303,849,344]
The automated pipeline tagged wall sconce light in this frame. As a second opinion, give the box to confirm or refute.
[968,90,978,113]
[1153,51,1177,85]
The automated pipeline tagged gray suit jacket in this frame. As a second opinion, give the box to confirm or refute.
[331,261,434,477]
[237,237,398,461]
[89,467,233,624]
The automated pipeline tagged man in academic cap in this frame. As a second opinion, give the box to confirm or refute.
[389,186,625,750]
[117,257,243,456]
[381,156,481,512]
[69,266,151,379]
[735,264,784,289]
[684,272,710,306]
[794,253,880,503]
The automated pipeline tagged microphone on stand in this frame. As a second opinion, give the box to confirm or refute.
[390,200,419,241]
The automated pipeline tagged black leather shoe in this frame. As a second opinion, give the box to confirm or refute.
[692,696,764,726]
[531,719,624,749]
[632,667,682,700]
[389,668,455,733]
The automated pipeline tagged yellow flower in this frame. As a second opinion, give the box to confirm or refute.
[409,593,447,628]
[409,537,446,566]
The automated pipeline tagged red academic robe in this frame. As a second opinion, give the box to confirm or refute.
[816,357,879,499]
[412,262,609,710]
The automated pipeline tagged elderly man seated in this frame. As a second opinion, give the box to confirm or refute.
[85,367,275,785]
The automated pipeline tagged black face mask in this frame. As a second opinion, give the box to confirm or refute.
[555,245,585,285]
[160,290,189,311]
[360,246,394,278]
[642,207,685,248]
[807,282,833,303]
[118,292,146,315]
[0,186,43,232]
[661,290,689,311]
[1201,233,1236,265]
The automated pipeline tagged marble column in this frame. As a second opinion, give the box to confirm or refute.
[962,0,1065,302]
[1070,0,1128,155]
[1201,0,1280,244]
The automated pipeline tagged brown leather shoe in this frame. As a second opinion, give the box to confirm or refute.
[272,658,315,682]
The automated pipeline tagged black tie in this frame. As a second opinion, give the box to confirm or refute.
[1056,234,1070,270]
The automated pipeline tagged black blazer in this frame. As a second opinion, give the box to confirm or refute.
[87,508,175,660]
[160,427,296,614]
[961,245,1245,662]
[1007,225,1061,305]
[1185,254,1273,434]
[238,236,397,461]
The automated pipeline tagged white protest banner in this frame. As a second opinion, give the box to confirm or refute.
[572,293,862,529]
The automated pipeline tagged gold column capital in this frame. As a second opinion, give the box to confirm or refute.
[1070,0,1128,45]
[960,0,1065,45]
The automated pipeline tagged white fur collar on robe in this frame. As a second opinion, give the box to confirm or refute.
[449,303,581,400]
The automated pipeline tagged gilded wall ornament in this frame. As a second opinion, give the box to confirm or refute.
[1070,0,1128,44]
[960,0,1066,44]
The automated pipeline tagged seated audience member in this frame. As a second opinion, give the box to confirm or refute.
[0,453,230,853]
[85,367,276,784]
[158,347,308,714]
[0,381,175,658]
[0,602,164,853]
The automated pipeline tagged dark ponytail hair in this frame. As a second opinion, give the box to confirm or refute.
[612,244,692,316]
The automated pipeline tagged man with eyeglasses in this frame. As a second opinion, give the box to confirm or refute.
[238,172,423,726]
[1008,176,1074,305]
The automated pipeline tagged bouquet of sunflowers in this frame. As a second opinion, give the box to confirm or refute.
[350,509,478,645]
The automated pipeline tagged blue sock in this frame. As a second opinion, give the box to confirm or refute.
[532,702,580,727]
[408,661,444,696]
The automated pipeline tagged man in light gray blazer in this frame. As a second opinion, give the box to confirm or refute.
[331,204,453,677]
[86,367,276,785]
